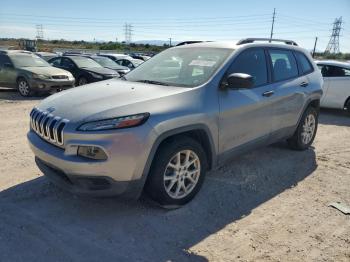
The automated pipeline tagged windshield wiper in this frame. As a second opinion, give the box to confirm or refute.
[135,80,170,86]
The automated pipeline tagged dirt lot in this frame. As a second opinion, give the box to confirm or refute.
[0,90,349,262]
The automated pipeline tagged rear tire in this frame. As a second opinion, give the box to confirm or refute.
[145,136,207,208]
[287,106,318,150]
[17,78,33,97]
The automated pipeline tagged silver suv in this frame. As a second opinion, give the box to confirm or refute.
[27,38,323,207]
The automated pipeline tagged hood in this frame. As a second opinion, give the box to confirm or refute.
[37,79,193,123]
[83,67,118,76]
[21,66,71,76]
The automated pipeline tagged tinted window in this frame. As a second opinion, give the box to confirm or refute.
[268,49,298,82]
[50,57,61,67]
[61,58,75,69]
[227,48,267,87]
[295,52,313,74]
[0,55,7,67]
[319,65,350,77]
[70,56,102,68]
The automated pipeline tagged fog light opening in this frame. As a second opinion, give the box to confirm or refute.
[77,146,108,160]
[38,84,45,89]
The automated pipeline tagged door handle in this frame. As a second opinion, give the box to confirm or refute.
[262,90,274,97]
[300,81,309,87]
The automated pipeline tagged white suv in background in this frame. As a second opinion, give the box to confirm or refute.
[316,60,350,112]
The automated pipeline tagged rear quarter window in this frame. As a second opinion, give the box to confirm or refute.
[295,52,314,75]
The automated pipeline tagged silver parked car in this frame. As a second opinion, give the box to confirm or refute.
[27,38,323,207]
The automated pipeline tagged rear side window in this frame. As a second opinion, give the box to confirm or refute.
[295,52,313,74]
[268,49,298,82]
[0,55,14,67]
[227,48,268,87]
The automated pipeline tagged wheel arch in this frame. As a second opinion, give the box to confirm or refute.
[135,124,217,197]
[295,98,320,130]
[16,75,29,83]
[344,96,350,110]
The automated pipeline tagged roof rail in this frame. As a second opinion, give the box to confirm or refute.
[237,38,298,46]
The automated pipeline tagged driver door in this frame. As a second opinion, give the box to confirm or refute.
[218,48,275,157]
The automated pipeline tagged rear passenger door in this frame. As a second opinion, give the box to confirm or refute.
[267,49,307,135]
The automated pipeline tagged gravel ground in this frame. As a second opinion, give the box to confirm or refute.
[0,90,349,262]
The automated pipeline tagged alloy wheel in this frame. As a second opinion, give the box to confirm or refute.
[163,150,201,199]
[18,80,30,96]
[301,113,316,145]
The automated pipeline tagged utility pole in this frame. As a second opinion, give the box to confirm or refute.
[36,24,44,40]
[124,23,133,44]
[169,37,172,47]
[312,37,318,58]
[325,17,342,53]
[269,8,276,42]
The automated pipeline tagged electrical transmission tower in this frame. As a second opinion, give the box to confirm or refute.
[36,24,44,40]
[124,23,133,44]
[325,17,342,53]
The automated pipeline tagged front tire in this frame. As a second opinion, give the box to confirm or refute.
[287,106,318,150]
[17,78,32,97]
[345,98,350,114]
[145,136,207,208]
[77,76,88,86]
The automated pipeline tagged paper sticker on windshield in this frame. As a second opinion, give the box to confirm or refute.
[189,60,216,67]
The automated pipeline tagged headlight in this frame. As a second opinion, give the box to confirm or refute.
[77,113,150,131]
[67,73,74,80]
[32,73,50,79]
[89,72,103,79]
[119,69,130,74]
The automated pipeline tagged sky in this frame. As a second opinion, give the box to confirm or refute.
[0,0,349,52]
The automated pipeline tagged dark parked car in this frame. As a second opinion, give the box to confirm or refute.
[48,56,119,86]
[83,55,130,76]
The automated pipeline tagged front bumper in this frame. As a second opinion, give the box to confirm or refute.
[27,125,155,198]
[35,157,141,197]
[29,78,75,93]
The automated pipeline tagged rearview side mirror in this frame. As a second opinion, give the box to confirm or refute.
[4,63,14,69]
[223,73,254,89]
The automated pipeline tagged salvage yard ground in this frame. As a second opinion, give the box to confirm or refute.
[0,90,349,262]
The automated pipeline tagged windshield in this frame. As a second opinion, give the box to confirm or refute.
[10,54,50,67]
[124,47,232,87]
[70,56,102,68]
[93,56,118,67]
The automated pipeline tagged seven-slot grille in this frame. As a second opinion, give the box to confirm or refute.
[30,108,69,147]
